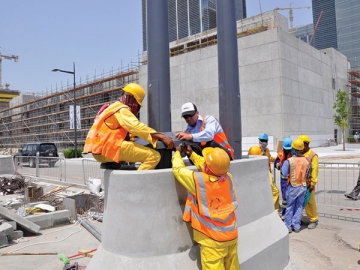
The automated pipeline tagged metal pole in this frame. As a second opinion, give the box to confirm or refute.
[73,62,77,158]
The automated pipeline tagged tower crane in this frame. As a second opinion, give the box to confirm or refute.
[0,51,19,89]
[274,3,311,34]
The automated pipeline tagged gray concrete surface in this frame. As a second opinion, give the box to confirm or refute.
[87,156,288,270]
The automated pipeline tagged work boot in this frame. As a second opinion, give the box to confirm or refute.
[100,162,122,170]
[344,193,357,201]
[308,220,318,229]
[293,228,301,233]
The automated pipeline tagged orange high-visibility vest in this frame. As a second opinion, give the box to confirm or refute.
[200,115,234,159]
[183,172,238,242]
[83,101,128,163]
[287,157,310,187]
[277,149,292,167]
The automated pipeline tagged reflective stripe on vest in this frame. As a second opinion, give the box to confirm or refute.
[288,157,309,187]
[183,172,238,242]
[200,116,234,159]
[83,101,128,162]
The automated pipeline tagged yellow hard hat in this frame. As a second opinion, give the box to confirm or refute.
[292,139,304,151]
[123,83,145,106]
[248,145,262,156]
[298,134,311,143]
[202,147,230,176]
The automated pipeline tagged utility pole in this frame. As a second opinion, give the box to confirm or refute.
[0,51,19,89]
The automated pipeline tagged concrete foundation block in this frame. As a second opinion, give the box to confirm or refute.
[0,231,9,246]
[0,206,40,234]
[24,210,70,229]
[0,222,14,236]
[11,230,24,240]
[87,156,289,270]
[3,220,17,230]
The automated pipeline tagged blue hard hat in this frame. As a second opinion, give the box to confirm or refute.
[282,138,292,150]
[258,133,269,141]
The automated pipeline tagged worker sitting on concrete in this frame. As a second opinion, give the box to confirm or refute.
[274,138,293,218]
[281,139,312,233]
[84,83,175,170]
[175,102,234,160]
[172,144,239,270]
[248,145,280,215]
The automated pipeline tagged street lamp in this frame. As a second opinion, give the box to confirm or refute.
[52,62,78,158]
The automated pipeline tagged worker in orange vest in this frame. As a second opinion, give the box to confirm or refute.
[84,83,175,170]
[175,102,234,160]
[274,138,293,218]
[281,139,312,233]
[172,144,239,270]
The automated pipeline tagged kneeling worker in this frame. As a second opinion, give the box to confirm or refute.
[84,83,175,170]
[172,144,239,270]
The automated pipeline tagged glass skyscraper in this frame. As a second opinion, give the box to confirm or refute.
[312,0,360,68]
[142,0,247,51]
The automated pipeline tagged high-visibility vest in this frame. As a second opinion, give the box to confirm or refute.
[183,172,238,242]
[287,157,310,187]
[277,149,292,167]
[200,115,234,159]
[83,101,128,163]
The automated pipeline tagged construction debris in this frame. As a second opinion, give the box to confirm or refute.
[0,174,27,195]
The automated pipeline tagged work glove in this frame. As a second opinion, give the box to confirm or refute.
[151,133,175,150]
[183,143,193,158]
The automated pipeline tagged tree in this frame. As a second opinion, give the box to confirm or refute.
[333,89,351,151]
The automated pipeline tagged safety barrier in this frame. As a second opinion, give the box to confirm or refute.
[14,156,66,182]
[82,158,103,185]
[316,161,360,221]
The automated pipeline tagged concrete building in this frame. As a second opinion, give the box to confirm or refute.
[139,10,349,149]
[141,0,247,51]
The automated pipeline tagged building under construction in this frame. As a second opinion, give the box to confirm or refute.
[349,68,360,135]
[0,65,139,150]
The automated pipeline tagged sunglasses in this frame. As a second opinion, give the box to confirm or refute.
[259,139,268,143]
[183,114,195,119]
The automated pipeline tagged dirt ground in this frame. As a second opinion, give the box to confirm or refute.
[285,217,360,270]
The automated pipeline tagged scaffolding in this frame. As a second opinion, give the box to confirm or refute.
[349,68,360,134]
[0,64,139,151]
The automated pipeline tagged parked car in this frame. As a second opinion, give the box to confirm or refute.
[13,142,59,167]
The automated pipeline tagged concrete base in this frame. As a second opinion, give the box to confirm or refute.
[87,156,289,270]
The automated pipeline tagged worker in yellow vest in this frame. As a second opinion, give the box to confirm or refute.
[298,134,319,229]
[84,83,175,170]
[248,145,280,214]
[172,144,239,270]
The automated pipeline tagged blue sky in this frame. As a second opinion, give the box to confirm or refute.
[1,0,312,94]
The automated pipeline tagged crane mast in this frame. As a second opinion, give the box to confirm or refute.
[0,51,19,89]
[274,3,311,34]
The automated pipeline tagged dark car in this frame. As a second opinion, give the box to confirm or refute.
[13,142,59,167]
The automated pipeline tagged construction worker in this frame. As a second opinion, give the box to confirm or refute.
[175,102,234,160]
[248,145,280,214]
[298,134,319,229]
[281,139,311,233]
[258,132,276,171]
[344,169,360,200]
[83,83,175,170]
[274,138,293,218]
[172,144,239,270]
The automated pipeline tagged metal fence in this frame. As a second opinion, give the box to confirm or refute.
[274,160,360,221]
[82,158,104,185]
[14,156,66,182]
